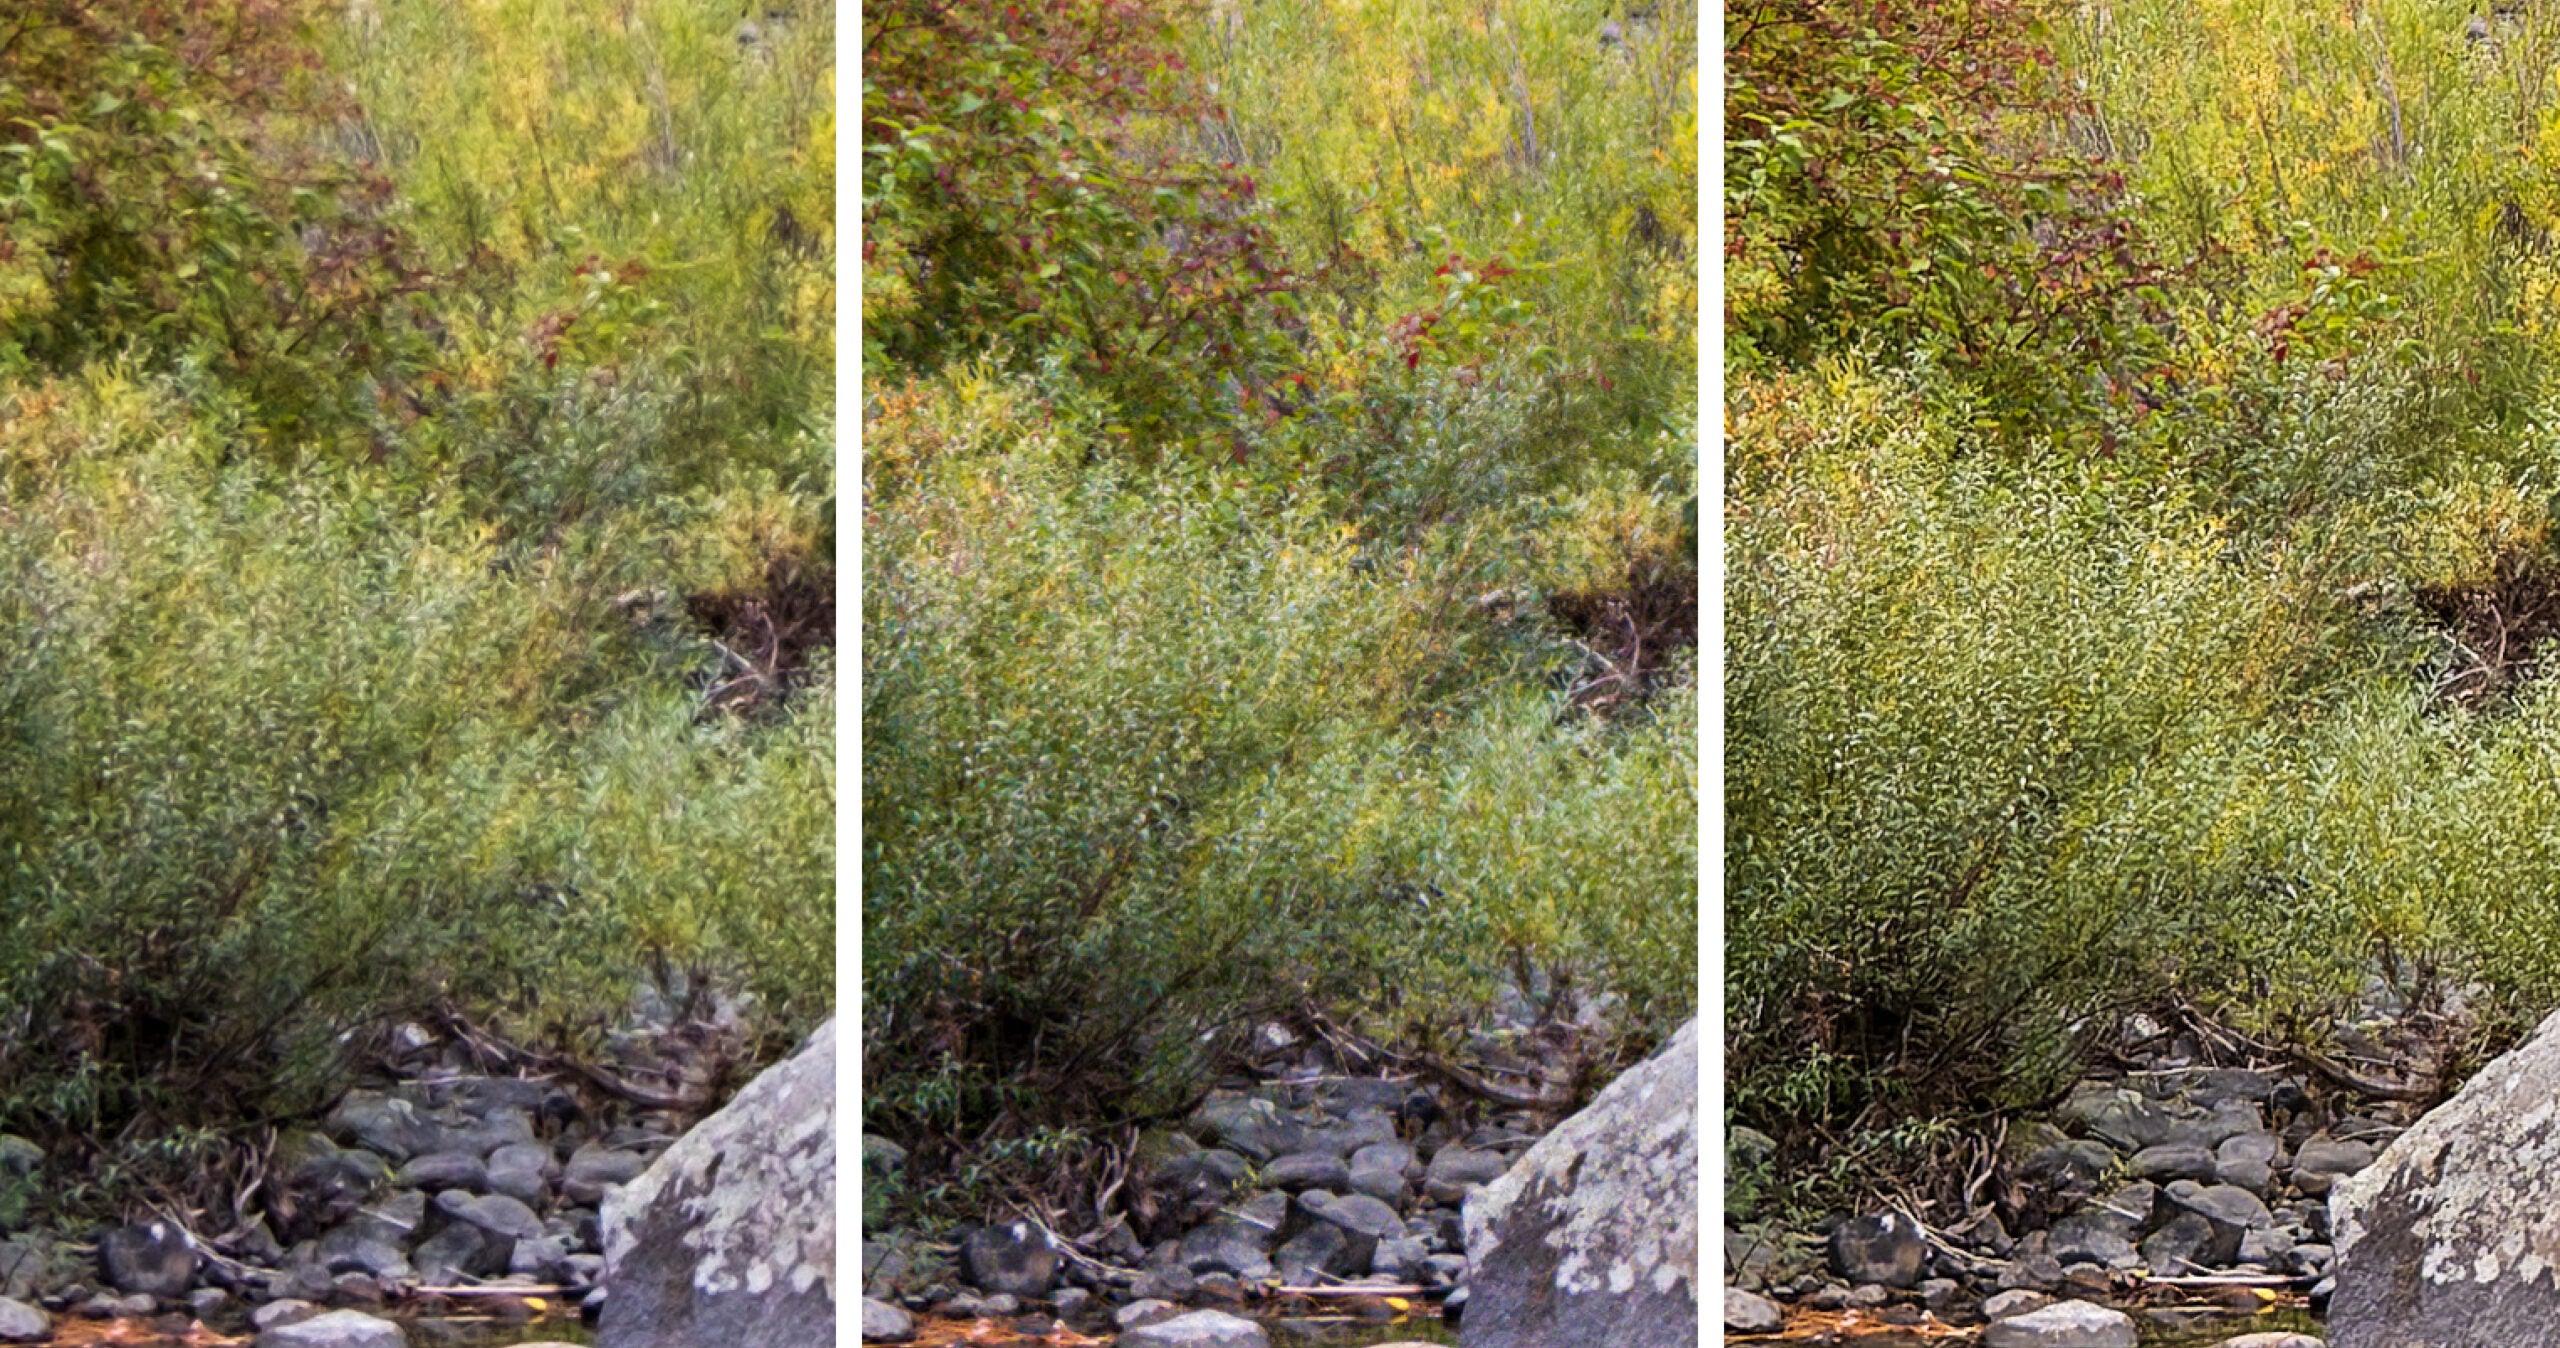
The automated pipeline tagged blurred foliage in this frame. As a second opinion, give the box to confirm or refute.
[0,0,830,1198]
[863,0,1694,1212]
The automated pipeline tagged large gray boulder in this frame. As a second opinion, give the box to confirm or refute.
[1460,1019,1697,1348]
[2331,1007,2560,1348]
[598,1018,833,1348]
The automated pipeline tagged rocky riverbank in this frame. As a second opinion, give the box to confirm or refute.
[863,1000,1696,1348]
[0,982,826,1348]
[1722,981,2473,1348]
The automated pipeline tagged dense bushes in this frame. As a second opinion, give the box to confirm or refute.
[1727,0,2560,1183]
[862,0,1694,1221]
[0,0,439,448]
[863,371,1693,1190]
[0,0,831,1204]
[1727,369,2380,1126]
[0,375,829,1150]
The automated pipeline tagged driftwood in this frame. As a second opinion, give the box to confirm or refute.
[1298,1008,1550,1110]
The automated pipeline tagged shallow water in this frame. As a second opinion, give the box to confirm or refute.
[903,1311,1458,1346]
[1265,1315,1459,1346]
[2140,1308,2323,1346]
[31,1314,592,1346]
[1753,1307,2323,1346]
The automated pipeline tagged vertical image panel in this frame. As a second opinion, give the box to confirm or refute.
[0,0,836,1344]
[1722,1,2560,1343]
[859,0,1699,1343]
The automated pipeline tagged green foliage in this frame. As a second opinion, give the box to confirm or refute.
[1202,0,1697,433]
[1727,368,2388,1126]
[863,371,1692,1167]
[0,378,828,1144]
[0,0,831,1208]
[863,0,1302,450]
[1727,0,2179,434]
[864,0,1693,1210]
[329,0,833,496]
[1722,0,2560,1165]
[0,0,439,450]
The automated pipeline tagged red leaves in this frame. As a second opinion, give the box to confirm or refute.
[528,310,576,370]
[1390,309,1441,370]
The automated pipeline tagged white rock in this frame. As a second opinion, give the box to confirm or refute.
[860,1294,915,1342]
[598,1019,833,1347]
[1725,1285,1784,1334]
[1980,1298,2138,1348]
[0,1296,46,1345]
[253,1308,409,1348]
[1116,1308,1271,1348]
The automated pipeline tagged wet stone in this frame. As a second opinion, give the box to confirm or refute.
[1369,1236,1430,1279]
[1117,1308,1271,1348]
[1262,1151,1351,1192]
[1349,1141,1417,1177]
[1346,1167,1406,1204]
[1981,1298,2137,1348]
[1177,1217,1277,1281]
[2022,1141,2122,1203]
[1829,1212,1927,1289]
[509,1235,568,1278]
[98,1220,194,1298]
[344,1190,426,1245]
[559,1146,647,1204]
[314,1228,410,1281]
[1302,1191,1403,1240]
[2129,1144,2217,1183]
[1116,1298,1183,1330]
[252,1307,409,1348]
[410,1223,498,1281]
[961,1221,1059,1299]
[322,1093,447,1163]
[2046,1215,2137,1269]
[435,1190,544,1241]
[1985,1289,2051,1320]
[2142,1213,2218,1273]
[1724,1287,1783,1335]
[859,1295,915,1343]
[1421,1145,1507,1202]
[1273,1222,1354,1282]
[2291,1135,2374,1196]
[0,1296,46,1345]
[395,1152,487,1193]
[1190,1096,1319,1163]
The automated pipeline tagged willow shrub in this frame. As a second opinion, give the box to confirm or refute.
[863,370,1693,1174]
[0,377,830,1144]
[1725,366,2399,1130]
